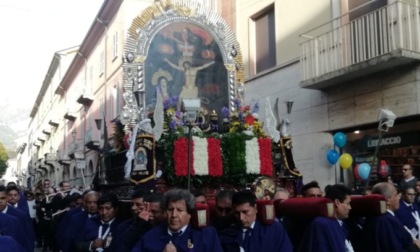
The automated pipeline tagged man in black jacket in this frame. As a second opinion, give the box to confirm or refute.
[113,192,165,252]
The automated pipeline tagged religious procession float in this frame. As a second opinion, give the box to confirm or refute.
[96,0,302,200]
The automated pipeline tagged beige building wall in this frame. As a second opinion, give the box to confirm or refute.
[235,0,332,78]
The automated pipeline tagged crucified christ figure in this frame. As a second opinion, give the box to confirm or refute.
[165,57,214,99]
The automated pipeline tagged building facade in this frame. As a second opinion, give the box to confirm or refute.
[27,0,420,191]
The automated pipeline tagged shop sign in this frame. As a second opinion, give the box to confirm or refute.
[361,131,420,150]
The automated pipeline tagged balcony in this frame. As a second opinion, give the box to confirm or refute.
[300,1,420,89]
[45,153,57,162]
[42,128,51,135]
[77,93,94,106]
[57,152,71,165]
[64,111,77,121]
[48,119,60,127]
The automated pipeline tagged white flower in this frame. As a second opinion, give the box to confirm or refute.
[193,136,209,175]
[245,138,261,174]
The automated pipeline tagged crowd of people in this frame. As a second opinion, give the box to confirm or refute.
[0,163,419,251]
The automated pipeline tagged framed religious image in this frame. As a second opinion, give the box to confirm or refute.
[144,23,228,127]
[121,1,244,132]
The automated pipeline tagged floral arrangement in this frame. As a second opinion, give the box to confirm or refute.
[112,96,275,187]
[221,99,265,137]
[158,97,273,187]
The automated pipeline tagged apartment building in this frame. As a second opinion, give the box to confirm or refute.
[238,0,420,187]
[28,0,420,191]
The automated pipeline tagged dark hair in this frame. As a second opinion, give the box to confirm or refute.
[191,189,205,198]
[0,185,6,193]
[325,184,352,202]
[6,185,19,194]
[401,185,415,194]
[98,194,119,208]
[131,189,150,200]
[59,181,69,187]
[145,192,164,203]
[216,189,235,203]
[162,189,195,214]
[232,190,256,207]
[301,181,320,194]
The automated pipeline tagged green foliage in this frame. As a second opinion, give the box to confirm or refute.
[0,142,8,177]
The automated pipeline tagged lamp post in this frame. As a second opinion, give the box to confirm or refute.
[182,98,201,191]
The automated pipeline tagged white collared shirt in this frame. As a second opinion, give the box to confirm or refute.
[168,225,188,236]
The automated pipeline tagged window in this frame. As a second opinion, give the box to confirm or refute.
[253,6,276,73]
[99,51,105,76]
[89,65,93,86]
[112,31,118,61]
[111,84,118,119]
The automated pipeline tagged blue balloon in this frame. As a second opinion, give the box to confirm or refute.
[333,132,347,148]
[358,163,371,180]
[326,149,339,164]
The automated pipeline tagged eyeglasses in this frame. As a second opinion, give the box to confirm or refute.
[402,169,411,171]
[406,193,416,196]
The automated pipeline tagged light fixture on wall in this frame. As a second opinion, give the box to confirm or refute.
[365,108,397,187]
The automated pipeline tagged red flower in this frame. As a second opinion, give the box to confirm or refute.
[173,137,195,176]
[258,138,273,176]
[207,138,223,176]
[173,138,188,176]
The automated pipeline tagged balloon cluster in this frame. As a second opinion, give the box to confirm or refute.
[326,132,353,169]
[354,163,371,180]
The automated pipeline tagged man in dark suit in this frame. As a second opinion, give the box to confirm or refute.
[74,193,121,252]
[0,236,25,252]
[218,190,293,252]
[6,184,29,215]
[0,185,35,252]
[132,188,223,252]
[114,192,165,252]
[395,185,420,239]
[60,190,99,252]
[365,182,420,251]
[298,184,354,252]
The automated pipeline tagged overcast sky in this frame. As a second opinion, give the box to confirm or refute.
[0,0,104,131]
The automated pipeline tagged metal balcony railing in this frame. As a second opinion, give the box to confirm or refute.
[300,1,420,86]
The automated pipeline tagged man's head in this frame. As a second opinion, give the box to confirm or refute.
[83,190,99,214]
[98,194,118,222]
[192,190,207,205]
[68,193,83,209]
[162,189,195,232]
[232,190,257,229]
[372,182,400,212]
[59,181,70,192]
[43,179,51,188]
[402,164,413,179]
[6,185,20,205]
[25,191,35,201]
[215,189,234,217]
[130,189,149,216]
[401,186,416,204]
[416,181,420,194]
[0,185,8,211]
[145,192,165,225]
[325,184,352,220]
[301,181,323,198]
[273,188,290,201]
